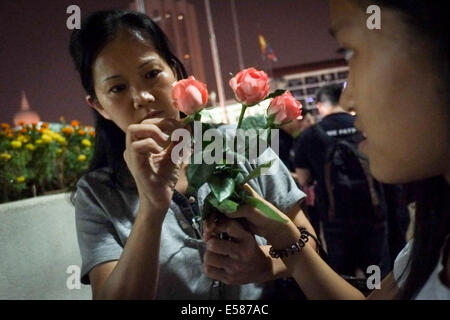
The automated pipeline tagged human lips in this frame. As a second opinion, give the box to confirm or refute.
[142,110,164,121]
[354,122,367,145]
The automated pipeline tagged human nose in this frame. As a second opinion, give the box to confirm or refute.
[131,86,155,109]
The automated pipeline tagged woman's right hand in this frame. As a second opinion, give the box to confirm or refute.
[123,118,187,217]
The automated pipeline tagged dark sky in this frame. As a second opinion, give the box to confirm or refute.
[0,0,340,126]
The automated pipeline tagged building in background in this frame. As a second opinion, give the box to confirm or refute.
[131,0,206,83]
[13,91,40,126]
[273,59,348,115]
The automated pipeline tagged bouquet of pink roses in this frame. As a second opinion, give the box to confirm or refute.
[172,68,302,222]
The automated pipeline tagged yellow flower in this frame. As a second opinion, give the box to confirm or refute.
[10,140,22,149]
[56,148,62,155]
[0,153,12,160]
[26,143,36,151]
[41,134,52,143]
[16,176,25,183]
[17,135,31,143]
[77,154,87,162]
[58,136,67,145]
[36,139,43,145]
[42,129,53,136]
[81,139,92,147]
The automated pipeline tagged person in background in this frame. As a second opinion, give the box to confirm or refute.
[292,109,320,233]
[278,117,302,173]
[294,83,391,280]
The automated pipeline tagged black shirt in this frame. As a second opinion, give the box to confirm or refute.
[278,129,297,172]
[293,112,358,187]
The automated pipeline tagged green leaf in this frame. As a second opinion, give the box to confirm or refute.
[266,89,286,100]
[240,114,267,131]
[208,196,239,214]
[208,176,235,202]
[187,162,215,189]
[244,195,288,223]
[202,193,214,220]
[241,160,275,185]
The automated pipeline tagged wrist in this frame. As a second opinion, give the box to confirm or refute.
[138,194,168,223]
[266,222,301,249]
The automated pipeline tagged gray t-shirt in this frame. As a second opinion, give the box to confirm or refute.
[74,147,305,299]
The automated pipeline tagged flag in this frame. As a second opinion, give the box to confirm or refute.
[258,33,278,62]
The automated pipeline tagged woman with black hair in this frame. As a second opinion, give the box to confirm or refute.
[206,0,450,299]
[69,9,315,299]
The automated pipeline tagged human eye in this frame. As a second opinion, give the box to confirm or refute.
[145,69,161,79]
[109,84,126,94]
[336,47,354,62]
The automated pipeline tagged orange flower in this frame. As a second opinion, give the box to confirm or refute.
[78,129,86,135]
[18,121,25,126]
[20,127,27,133]
[41,122,49,129]
[71,120,80,127]
[1,123,10,130]
[7,132,13,138]
[61,127,74,135]
[88,130,95,137]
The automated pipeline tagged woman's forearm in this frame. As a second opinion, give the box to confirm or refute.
[283,243,365,300]
[97,200,166,299]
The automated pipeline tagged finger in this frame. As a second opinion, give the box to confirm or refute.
[204,251,234,274]
[142,117,185,137]
[126,123,169,147]
[203,219,218,242]
[203,265,230,284]
[210,218,252,242]
[130,137,164,155]
[203,212,220,233]
[240,184,284,218]
[206,238,240,260]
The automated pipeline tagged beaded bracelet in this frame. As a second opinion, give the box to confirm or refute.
[269,227,318,259]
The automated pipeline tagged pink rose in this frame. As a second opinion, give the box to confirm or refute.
[229,68,270,106]
[267,91,302,125]
[172,76,208,115]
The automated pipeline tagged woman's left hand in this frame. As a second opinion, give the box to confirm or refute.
[203,217,272,284]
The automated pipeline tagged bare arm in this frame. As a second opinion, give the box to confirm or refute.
[88,118,185,299]
[90,199,165,299]
[227,184,368,299]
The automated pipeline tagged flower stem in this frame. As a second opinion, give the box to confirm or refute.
[237,104,247,130]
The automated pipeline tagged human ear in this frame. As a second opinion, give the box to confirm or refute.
[86,95,111,120]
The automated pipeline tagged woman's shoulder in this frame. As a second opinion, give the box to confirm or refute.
[76,166,115,189]
[393,236,450,299]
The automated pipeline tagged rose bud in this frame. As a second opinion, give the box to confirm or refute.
[267,91,302,125]
[172,76,208,115]
[229,67,270,106]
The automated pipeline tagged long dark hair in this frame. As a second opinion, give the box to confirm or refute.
[68,9,187,201]
[358,0,450,299]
